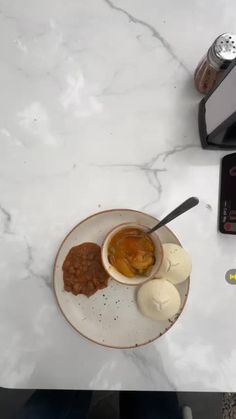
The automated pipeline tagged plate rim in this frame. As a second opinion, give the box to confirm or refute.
[53,208,190,349]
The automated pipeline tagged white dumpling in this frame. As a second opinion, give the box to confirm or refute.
[137,279,181,320]
[158,244,191,284]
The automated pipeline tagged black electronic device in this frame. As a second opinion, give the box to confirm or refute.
[219,153,236,234]
[199,61,236,149]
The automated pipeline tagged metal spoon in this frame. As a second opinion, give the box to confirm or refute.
[147,197,199,234]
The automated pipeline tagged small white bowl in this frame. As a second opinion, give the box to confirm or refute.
[101,222,163,286]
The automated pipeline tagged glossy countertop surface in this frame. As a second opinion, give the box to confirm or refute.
[0,0,236,390]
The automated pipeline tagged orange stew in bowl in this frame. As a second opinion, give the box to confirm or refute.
[108,227,155,278]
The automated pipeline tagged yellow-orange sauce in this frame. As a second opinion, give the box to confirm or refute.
[108,227,155,278]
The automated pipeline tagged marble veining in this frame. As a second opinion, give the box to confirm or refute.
[0,205,12,234]
[96,143,198,209]
[0,0,235,390]
[103,0,190,74]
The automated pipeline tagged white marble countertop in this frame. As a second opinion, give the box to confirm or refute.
[1,0,236,391]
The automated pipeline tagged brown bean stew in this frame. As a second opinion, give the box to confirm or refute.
[62,242,109,297]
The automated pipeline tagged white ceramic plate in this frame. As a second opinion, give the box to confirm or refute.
[53,209,190,349]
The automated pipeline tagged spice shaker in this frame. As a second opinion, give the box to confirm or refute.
[194,33,236,94]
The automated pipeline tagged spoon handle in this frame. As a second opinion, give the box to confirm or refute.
[148,197,199,234]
